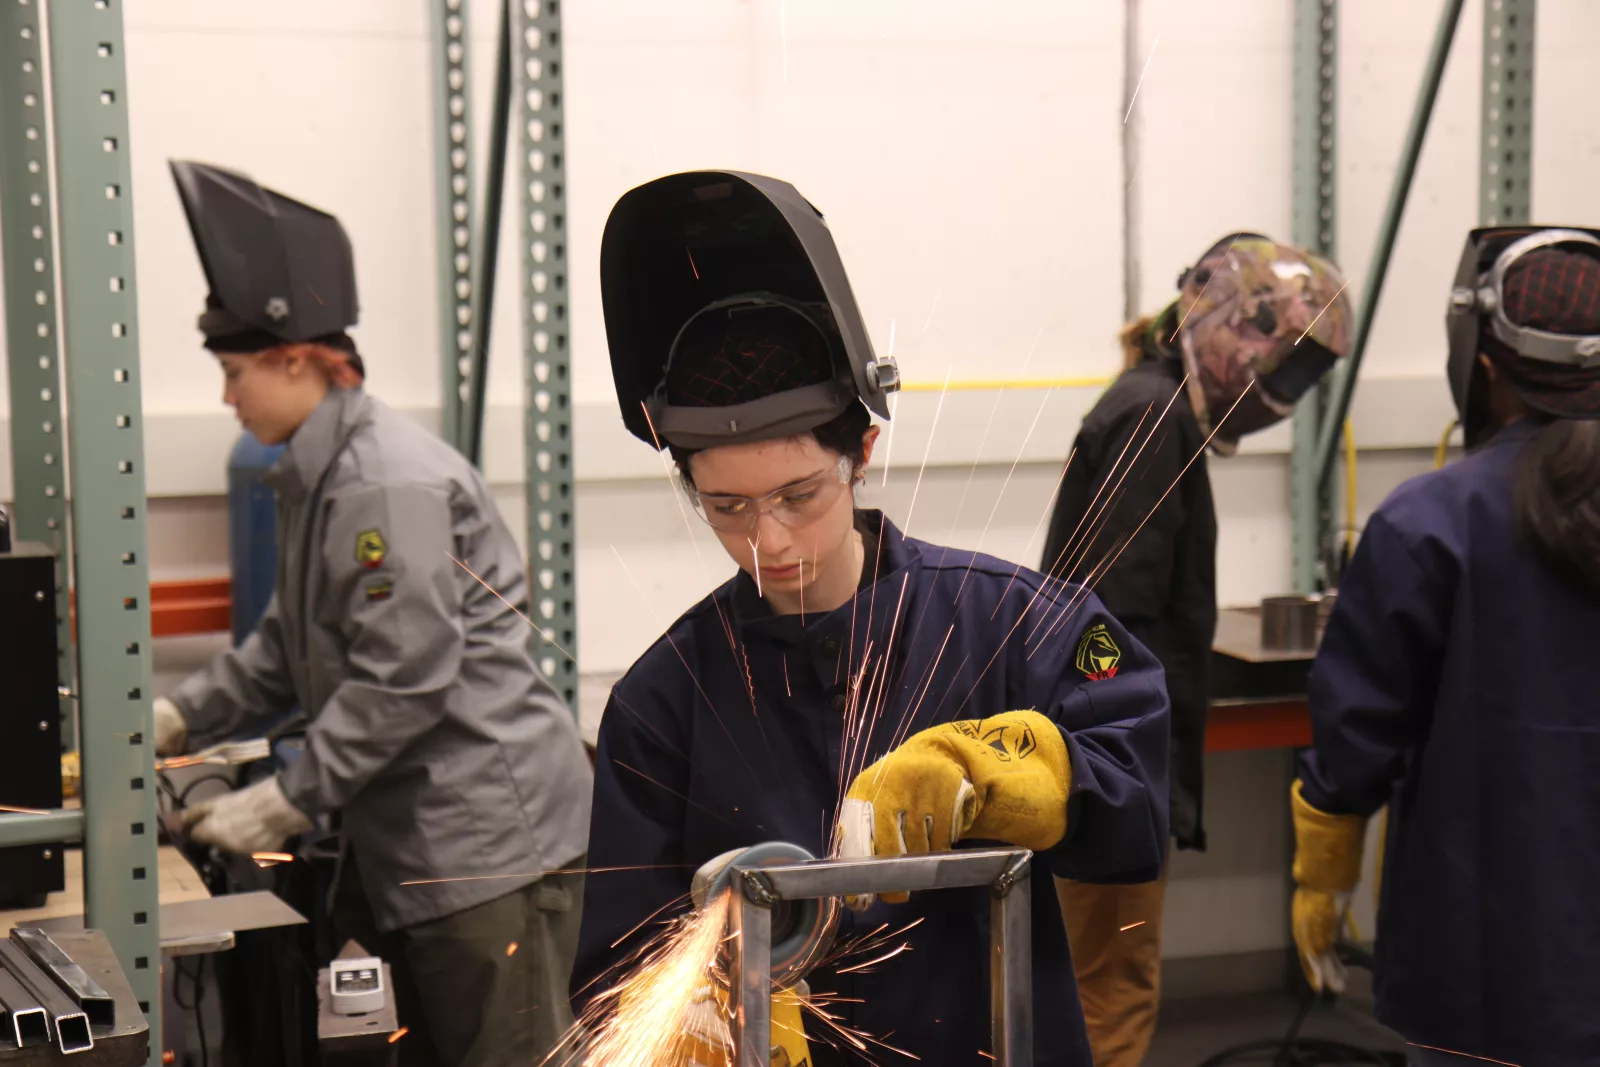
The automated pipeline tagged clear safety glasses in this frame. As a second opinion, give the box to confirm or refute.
[686,455,854,534]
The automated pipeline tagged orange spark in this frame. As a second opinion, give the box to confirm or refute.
[1404,1044,1521,1067]
[448,554,575,661]
[388,1027,409,1044]
[1119,921,1146,932]
[834,942,911,974]
[1296,278,1350,345]
[507,941,519,957]
[577,895,730,1067]
[0,804,51,815]
[252,851,294,867]
[1169,241,1239,341]
[686,248,699,280]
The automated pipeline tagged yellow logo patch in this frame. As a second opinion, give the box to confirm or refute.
[1074,623,1122,681]
[355,529,388,570]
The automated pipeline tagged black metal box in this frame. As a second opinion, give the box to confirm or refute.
[0,541,66,908]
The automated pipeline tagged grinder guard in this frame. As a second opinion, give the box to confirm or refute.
[693,841,838,991]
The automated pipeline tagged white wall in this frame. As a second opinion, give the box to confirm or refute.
[4,0,1600,969]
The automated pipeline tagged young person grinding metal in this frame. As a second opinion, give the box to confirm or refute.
[152,162,592,1067]
[573,171,1171,1067]
[1038,235,1352,1067]
[1292,227,1600,1066]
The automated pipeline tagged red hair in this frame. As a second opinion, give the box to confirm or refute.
[257,343,363,389]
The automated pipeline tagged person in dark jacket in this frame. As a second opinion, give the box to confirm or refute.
[1292,227,1600,1067]
[570,171,1171,1067]
[1041,234,1352,1067]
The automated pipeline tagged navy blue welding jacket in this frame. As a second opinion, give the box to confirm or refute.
[573,512,1170,1067]
[1300,421,1600,1064]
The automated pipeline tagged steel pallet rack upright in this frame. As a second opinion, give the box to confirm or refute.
[517,0,578,712]
[0,0,163,1058]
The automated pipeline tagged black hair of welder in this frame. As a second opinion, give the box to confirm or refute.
[1513,418,1600,599]
[671,400,872,490]
[1492,247,1600,600]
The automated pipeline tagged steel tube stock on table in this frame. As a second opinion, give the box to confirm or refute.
[723,847,1035,1067]
[0,966,50,1049]
[0,940,93,1054]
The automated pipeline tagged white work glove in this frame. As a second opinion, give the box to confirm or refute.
[153,697,188,757]
[183,775,312,854]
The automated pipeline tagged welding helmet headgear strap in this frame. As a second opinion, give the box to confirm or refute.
[601,170,899,449]
[1446,226,1600,446]
[646,293,859,449]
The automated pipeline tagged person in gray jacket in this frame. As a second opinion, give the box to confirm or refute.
[153,160,592,1067]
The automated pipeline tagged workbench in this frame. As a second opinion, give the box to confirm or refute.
[0,847,304,958]
[0,930,149,1066]
[1206,606,1317,751]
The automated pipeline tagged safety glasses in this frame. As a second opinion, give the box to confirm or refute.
[686,455,854,534]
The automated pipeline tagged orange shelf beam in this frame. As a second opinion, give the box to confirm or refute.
[149,578,232,638]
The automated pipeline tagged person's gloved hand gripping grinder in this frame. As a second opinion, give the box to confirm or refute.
[835,710,1072,908]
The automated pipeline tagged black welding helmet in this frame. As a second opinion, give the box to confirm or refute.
[171,160,360,358]
[1447,226,1600,447]
[601,171,899,450]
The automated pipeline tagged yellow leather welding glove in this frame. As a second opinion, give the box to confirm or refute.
[682,982,812,1067]
[836,710,1070,908]
[1290,779,1366,995]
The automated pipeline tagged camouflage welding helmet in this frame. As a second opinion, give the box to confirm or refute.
[1173,233,1352,455]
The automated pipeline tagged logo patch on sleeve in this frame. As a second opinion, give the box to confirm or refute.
[364,579,395,603]
[1074,623,1122,681]
[355,529,388,570]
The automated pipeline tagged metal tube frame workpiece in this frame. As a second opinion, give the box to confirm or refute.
[725,848,1034,1067]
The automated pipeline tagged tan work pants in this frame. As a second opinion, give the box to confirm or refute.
[1056,846,1171,1067]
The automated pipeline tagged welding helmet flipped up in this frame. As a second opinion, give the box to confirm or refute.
[601,171,899,450]
[1172,233,1352,456]
[170,160,360,360]
[1446,226,1600,447]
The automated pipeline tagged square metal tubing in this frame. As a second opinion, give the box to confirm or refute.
[724,848,1033,1067]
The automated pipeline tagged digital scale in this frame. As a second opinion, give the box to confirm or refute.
[328,957,387,1016]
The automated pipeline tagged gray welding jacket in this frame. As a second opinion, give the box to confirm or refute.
[171,387,592,931]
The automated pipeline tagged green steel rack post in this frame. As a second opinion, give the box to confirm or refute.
[47,0,162,1040]
[432,0,477,451]
[1480,0,1534,226]
[1314,0,1467,489]
[518,0,577,713]
[0,0,75,748]
[1290,0,1339,593]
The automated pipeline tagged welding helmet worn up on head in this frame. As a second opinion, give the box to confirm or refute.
[170,160,360,360]
[1172,233,1352,456]
[1446,226,1600,447]
[601,171,899,451]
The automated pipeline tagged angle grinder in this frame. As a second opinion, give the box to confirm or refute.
[691,841,838,989]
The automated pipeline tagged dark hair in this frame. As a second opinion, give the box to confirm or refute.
[1514,417,1600,598]
[670,400,873,489]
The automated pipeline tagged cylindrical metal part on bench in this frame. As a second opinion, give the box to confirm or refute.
[1260,595,1321,651]
[0,940,93,1054]
[11,927,116,1027]
[0,967,50,1048]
